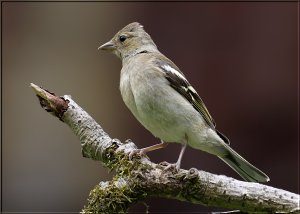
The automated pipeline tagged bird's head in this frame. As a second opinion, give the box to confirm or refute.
[99,22,158,59]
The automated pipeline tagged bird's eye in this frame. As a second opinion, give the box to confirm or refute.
[119,35,127,42]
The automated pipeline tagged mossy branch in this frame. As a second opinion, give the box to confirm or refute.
[30,83,300,213]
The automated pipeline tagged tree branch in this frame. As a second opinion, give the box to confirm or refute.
[30,83,300,213]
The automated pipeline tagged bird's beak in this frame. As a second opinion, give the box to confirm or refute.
[98,40,116,51]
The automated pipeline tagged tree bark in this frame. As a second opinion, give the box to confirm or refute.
[30,83,300,214]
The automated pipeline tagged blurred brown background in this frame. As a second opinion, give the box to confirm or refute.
[1,2,298,213]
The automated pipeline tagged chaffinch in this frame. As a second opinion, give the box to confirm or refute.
[99,22,269,182]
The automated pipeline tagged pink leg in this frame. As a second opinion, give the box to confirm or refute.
[175,143,187,169]
[129,140,169,159]
[163,135,188,170]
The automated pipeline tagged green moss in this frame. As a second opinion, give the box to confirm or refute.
[82,175,149,213]
[82,184,129,213]
[83,150,152,213]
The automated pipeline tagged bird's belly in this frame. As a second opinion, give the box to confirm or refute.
[133,84,202,143]
[137,103,186,142]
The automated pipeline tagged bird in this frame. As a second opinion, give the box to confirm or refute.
[98,22,270,183]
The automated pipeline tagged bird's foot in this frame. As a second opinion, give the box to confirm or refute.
[128,149,145,160]
[159,161,181,171]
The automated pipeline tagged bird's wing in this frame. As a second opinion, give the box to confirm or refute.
[155,58,230,144]
[155,58,216,130]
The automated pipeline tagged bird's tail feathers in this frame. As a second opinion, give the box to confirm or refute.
[219,145,270,183]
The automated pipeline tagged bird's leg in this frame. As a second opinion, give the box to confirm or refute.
[128,140,169,160]
[163,142,187,170]
[175,142,187,169]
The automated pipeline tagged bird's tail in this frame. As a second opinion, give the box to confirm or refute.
[219,145,270,183]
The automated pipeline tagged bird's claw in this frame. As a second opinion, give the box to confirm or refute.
[159,161,181,171]
[128,149,144,160]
